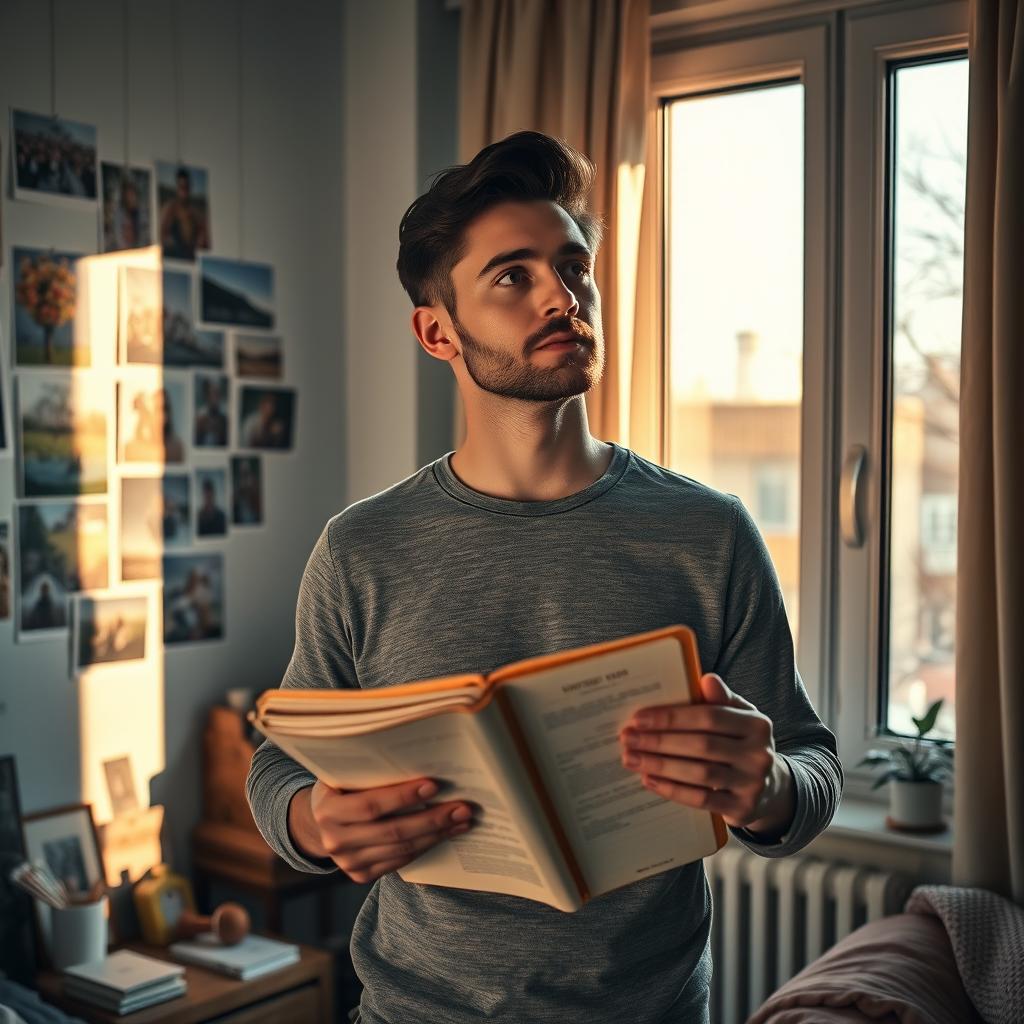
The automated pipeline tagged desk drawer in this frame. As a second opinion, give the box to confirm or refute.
[208,983,322,1024]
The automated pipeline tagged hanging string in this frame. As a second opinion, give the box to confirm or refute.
[49,0,57,116]
[171,0,183,162]
[122,0,131,165]
[237,0,245,257]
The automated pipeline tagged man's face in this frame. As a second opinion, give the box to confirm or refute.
[445,200,604,402]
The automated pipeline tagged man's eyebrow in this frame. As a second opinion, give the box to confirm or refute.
[475,241,593,281]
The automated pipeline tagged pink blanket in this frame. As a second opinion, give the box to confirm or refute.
[745,912,982,1024]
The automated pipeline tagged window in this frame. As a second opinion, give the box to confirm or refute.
[652,0,968,790]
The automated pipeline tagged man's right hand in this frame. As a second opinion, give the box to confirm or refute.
[287,778,474,884]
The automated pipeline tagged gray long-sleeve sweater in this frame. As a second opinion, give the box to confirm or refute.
[246,443,843,1024]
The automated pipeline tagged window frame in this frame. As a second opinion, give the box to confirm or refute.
[651,24,835,723]
[650,0,969,802]
[836,1,967,796]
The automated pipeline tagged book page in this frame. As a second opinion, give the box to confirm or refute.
[259,702,580,911]
[498,635,722,898]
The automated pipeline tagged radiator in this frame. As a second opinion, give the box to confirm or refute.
[705,843,913,1024]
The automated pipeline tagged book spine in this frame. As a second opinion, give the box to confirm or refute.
[493,688,589,906]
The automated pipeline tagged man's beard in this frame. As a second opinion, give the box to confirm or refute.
[451,311,604,402]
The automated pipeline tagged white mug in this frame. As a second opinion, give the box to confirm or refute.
[50,896,109,969]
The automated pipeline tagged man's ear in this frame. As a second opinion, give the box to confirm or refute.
[412,306,459,363]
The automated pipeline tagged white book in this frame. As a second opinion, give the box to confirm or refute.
[65,975,187,1013]
[168,934,300,979]
[64,950,185,995]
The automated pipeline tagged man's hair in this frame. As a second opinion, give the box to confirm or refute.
[396,131,604,313]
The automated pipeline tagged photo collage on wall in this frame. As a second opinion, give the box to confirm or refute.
[2,107,299,666]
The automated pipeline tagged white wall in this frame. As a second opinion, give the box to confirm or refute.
[0,0,346,870]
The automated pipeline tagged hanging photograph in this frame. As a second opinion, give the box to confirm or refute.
[100,162,153,251]
[163,552,224,645]
[155,161,210,260]
[190,328,225,369]
[16,499,109,638]
[238,385,295,450]
[0,326,10,453]
[73,591,150,672]
[11,108,98,206]
[0,522,10,619]
[159,473,192,548]
[16,373,108,498]
[234,333,282,379]
[199,256,274,328]
[230,455,263,526]
[118,265,161,363]
[118,476,161,580]
[117,375,188,465]
[162,269,198,365]
[0,756,37,985]
[12,246,87,367]
[193,373,229,448]
[102,756,140,816]
[195,467,228,539]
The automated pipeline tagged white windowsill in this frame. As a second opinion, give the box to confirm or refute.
[826,795,953,855]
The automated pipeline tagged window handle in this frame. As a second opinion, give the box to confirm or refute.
[840,444,867,547]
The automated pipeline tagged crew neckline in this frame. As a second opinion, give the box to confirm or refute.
[432,442,630,517]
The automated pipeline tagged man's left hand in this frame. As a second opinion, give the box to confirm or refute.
[618,672,794,835]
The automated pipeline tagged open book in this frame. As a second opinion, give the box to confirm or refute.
[249,623,728,912]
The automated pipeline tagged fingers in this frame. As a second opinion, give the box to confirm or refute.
[625,702,759,736]
[620,727,749,765]
[311,776,445,828]
[327,801,473,855]
[639,773,740,817]
[340,820,472,878]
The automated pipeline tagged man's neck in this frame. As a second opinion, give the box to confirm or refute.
[449,403,613,502]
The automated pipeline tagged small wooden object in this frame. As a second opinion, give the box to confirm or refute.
[173,902,250,946]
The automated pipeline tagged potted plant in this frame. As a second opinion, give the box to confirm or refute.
[857,698,953,832]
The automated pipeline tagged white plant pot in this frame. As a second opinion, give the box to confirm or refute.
[888,779,944,829]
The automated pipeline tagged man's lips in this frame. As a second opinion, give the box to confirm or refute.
[535,330,589,350]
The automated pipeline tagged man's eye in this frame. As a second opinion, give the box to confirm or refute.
[569,261,591,278]
[495,268,527,287]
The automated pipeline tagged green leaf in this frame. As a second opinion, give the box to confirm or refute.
[911,699,943,738]
[857,751,894,767]
[871,769,900,790]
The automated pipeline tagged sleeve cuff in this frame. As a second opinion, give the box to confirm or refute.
[727,753,813,858]
[267,774,339,875]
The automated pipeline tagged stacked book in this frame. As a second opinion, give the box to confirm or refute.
[169,933,300,981]
[63,950,186,1014]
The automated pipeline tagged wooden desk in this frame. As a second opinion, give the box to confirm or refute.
[36,941,334,1024]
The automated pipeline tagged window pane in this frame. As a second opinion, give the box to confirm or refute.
[885,58,967,741]
[665,84,804,644]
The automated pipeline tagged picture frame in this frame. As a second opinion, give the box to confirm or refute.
[20,802,108,953]
[0,755,37,985]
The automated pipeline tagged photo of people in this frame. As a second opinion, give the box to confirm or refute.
[230,455,263,526]
[195,468,228,538]
[11,108,98,204]
[102,757,139,816]
[17,374,108,498]
[118,266,161,363]
[17,500,109,636]
[193,373,229,447]
[234,334,282,378]
[42,836,89,893]
[160,474,192,547]
[0,522,10,620]
[118,377,187,465]
[100,163,153,251]
[13,247,87,367]
[119,477,162,580]
[162,552,223,644]
[74,593,149,672]
[238,386,295,450]
[156,161,210,260]
[199,256,274,328]
[0,332,10,452]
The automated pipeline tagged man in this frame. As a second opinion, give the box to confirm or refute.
[194,376,228,447]
[247,131,842,1024]
[196,477,227,537]
[159,166,209,260]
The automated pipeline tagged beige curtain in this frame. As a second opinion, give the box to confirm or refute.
[456,0,656,456]
[954,0,1024,904]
